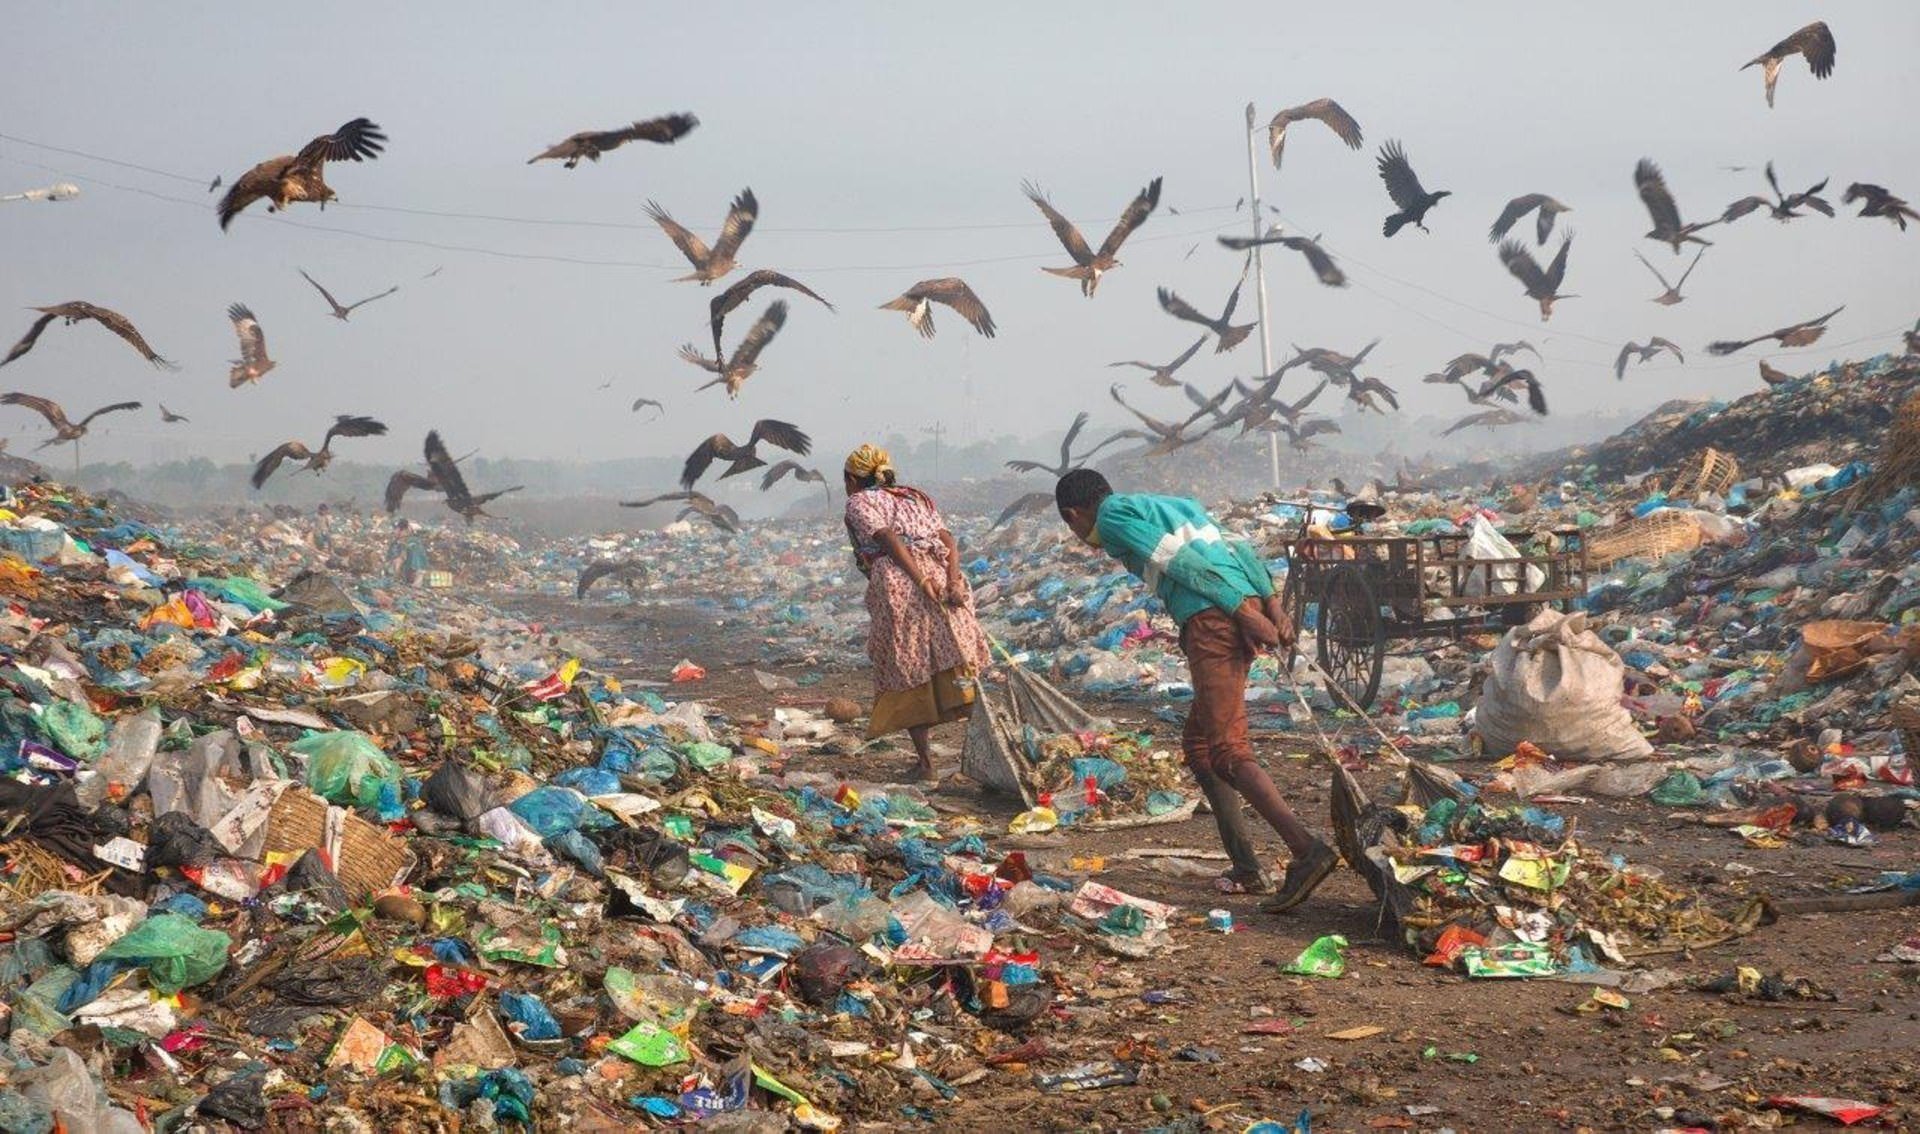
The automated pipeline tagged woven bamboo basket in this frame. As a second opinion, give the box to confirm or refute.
[1667,447,1741,501]
[262,788,414,901]
[1583,511,1703,569]
[1844,390,1920,509]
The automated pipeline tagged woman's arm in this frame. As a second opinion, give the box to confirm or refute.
[938,528,967,607]
[876,528,941,603]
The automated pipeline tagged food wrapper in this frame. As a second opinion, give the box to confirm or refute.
[1461,940,1558,978]
[1281,934,1348,978]
[609,1020,689,1067]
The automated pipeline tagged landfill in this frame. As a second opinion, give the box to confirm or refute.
[0,353,1917,1130]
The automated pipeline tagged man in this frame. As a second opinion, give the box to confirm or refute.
[1054,469,1336,912]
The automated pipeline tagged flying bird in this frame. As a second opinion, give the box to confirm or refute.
[760,460,828,497]
[206,175,221,194]
[158,404,189,424]
[1107,337,1208,388]
[1490,341,1539,364]
[0,394,142,449]
[1264,99,1363,169]
[630,397,663,417]
[1442,408,1533,437]
[577,559,648,599]
[1023,176,1162,296]
[645,189,757,285]
[1718,162,1833,223]
[1287,340,1379,386]
[1157,283,1254,353]
[1757,360,1797,387]
[298,269,399,321]
[383,469,442,512]
[1223,377,1329,436]
[1005,412,1091,477]
[1342,375,1401,414]
[1634,248,1704,305]
[226,304,276,387]
[2,302,175,370]
[528,112,697,168]
[1272,418,1343,451]
[679,300,787,397]
[679,419,811,489]
[619,491,739,534]
[1488,194,1572,244]
[1842,183,1919,230]
[250,415,387,488]
[880,278,996,339]
[1478,368,1548,414]
[707,269,832,358]
[1741,21,1835,108]
[217,118,386,230]
[1376,140,1449,236]
[424,431,521,523]
[1636,159,1717,253]
[1094,383,1231,457]
[1614,338,1685,380]
[1497,237,1575,322]
[1217,228,1345,286]
[1706,307,1844,356]
[992,492,1057,530]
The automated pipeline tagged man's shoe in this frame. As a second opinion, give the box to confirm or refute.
[1259,842,1337,913]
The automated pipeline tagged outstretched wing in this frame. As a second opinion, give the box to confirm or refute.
[1649,337,1686,364]
[1268,98,1362,168]
[1497,239,1550,294]
[1720,195,1770,223]
[760,460,802,489]
[0,313,59,368]
[322,414,387,448]
[75,400,142,429]
[642,200,711,265]
[298,268,343,312]
[749,418,811,456]
[251,441,306,489]
[384,469,439,512]
[1060,410,1090,466]
[0,392,68,431]
[228,304,270,368]
[1095,176,1162,260]
[680,434,732,489]
[423,431,472,506]
[1635,159,1683,233]
[993,492,1055,530]
[1021,180,1094,265]
[1280,235,1346,287]
[1108,384,1167,434]
[708,269,831,358]
[709,188,759,263]
[294,118,387,167]
[729,300,789,369]
[1156,288,1213,330]
[79,304,174,368]
[1488,194,1546,242]
[1376,140,1429,210]
[619,491,691,510]
[631,397,663,415]
[1773,21,1836,78]
[915,278,996,338]
[677,344,722,373]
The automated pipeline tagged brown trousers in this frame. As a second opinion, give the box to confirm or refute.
[1179,608,1264,878]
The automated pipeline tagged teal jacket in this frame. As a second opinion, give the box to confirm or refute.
[1094,493,1274,626]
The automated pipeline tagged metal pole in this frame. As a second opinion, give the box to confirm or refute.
[1243,104,1280,491]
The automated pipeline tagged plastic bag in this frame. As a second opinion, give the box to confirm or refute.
[96,913,230,994]
[1475,610,1653,763]
[40,701,106,762]
[293,730,401,811]
[499,991,562,1041]
[791,941,873,1005]
[75,708,161,809]
[1281,934,1348,978]
[507,785,586,838]
[422,760,492,821]
[14,1047,144,1134]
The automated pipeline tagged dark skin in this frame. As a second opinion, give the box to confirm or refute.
[848,470,970,780]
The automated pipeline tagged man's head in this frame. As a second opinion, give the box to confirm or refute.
[1054,469,1112,545]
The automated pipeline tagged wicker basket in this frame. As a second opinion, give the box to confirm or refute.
[1583,511,1703,569]
[1891,696,1920,759]
[1666,447,1741,501]
[262,788,414,901]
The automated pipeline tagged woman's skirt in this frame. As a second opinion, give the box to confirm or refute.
[866,664,978,738]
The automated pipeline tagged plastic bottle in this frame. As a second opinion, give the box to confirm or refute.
[76,708,163,809]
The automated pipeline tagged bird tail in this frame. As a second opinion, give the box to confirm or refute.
[1215,322,1255,354]
[1382,214,1408,238]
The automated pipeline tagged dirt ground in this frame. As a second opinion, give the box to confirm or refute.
[509,591,1920,1133]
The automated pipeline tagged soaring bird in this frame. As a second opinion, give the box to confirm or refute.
[1376,140,1449,237]
[383,469,442,512]
[1757,360,1797,387]
[226,304,276,387]
[1217,228,1345,286]
[707,269,832,358]
[1706,307,1844,356]
[217,118,386,230]
[1287,340,1379,386]
[619,491,739,534]
[1636,159,1716,253]
[1107,337,1207,388]
[760,459,828,497]
[158,404,189,424]
[1634,248,1704,305]
[577,558,648,600]
[1490,341,1539,364]
[1614,338,1685,380]
[679,419,811,489]
[1005,413,1091,477]
[2,302,175,370]
[1342,375,1401,414]
[424,431,521,523]
[1272,418,1343,451]
[298,269,399,321]
[679,300,787,398]
[992,492,1057,530]
[1442,408,1535,437]
[0,394,142,449]
[1741,21,1835,108]
[880,278,996,339]
[1093,383,1230,457]
[1477,368,1548,414]
[1497,237,1575,322]
[630,397,664,417]
[1023,176,1162,296]
[528,112,697,168]
[1488,194,1572,244]
[1157,282,1254,353]
[645,189,757,285]
[1719,162,1833,223]
[250,415,387,488]
[1219,375,1327,436]
[1264,99,1363,169]
[1843,183,1920,230]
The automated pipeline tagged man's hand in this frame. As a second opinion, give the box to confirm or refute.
[1263,594,1297,650]
[1233,597,1282,651]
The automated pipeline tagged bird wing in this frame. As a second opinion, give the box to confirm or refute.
[708,270,824,357]
[1720,195,1770,223]
[344,285,400,313]
[323,415,388,448]
[1060,410,1090,466]
[1636,159,1684,233]
[294,118,387,167]
[577,560,618,598]
[676,344,722,373]
[1108,384,1167,434]
[1543,236,1572,291]
[1021,181,1094,265]
[228,304,270,367]
[470,487,522,508]
[681,435,733,489]
[423,431,473,506]
[749,418,811,456]
[1632,249,1673,289]
[1764,161,1784,203]
[600,113,699,150]
[1280,235,1345,286]
[1297,418,1341,440]
[993,492,1055,529]
[1443,411,1500,436]
[0,313,59,368]
[1355,377,1399,411]
[1498,239,1550,294]
[251,441,307,489]
[709,188,759,263]
[620,491,690,509]
[1218,279,1244,322]
[916,278,996,337]
[1490,340,1539,362]
[1780,21,1836,77]
[216,164,283,230]
[642,201,711,265]
[1268,98,1362,167]
[729,300,789,369]
[1156,287,1213,329]
[1705,335,1763,357]
[1094,176,1162,260]
[1487,194,1546,242]
[1165,336,1209,374]
[75,401,142,429]
[0,392,68,431]
[1803,305,1845,329]
[1649,337,1685,363]
[631,397,663,413]
[1613,343,1636,380]
[384,469,439,511]
[82,305,172,367]
[1289,378,1330,414]
[760,460,800,489]
[298,269,343,312]
[1493,370,1548,415]
[1376,140,1429,210]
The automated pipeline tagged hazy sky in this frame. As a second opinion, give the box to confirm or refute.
[3,2,1916,489]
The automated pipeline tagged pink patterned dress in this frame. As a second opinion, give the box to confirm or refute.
[844,487,991,717]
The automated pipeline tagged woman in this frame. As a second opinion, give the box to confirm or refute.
[842,444,991,781]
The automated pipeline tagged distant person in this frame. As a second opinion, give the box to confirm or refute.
[1052,469,1336,912]
[390,518,428,585]
[842,444,990,782]
[313,502,334,554]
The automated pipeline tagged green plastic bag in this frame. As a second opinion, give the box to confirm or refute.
[198,576,288,613]
[680,741,731,771]
[608,1020,688,1066]
[97,914,230,993]
[1281,934,1348,979]
[1648,770,1706,807]
[41,701,107,762]
[293,730,401,810]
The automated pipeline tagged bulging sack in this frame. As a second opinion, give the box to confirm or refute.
[1475,610,1652,763]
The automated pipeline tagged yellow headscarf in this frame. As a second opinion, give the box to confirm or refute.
[844,444,894,483]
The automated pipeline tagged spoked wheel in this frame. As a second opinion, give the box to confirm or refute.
[1315,564,1386,710]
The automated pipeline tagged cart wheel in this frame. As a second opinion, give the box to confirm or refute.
[1316,564,1385,710]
